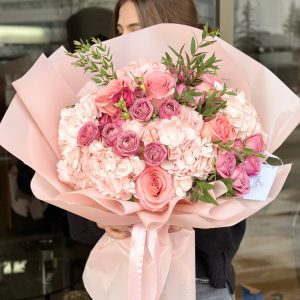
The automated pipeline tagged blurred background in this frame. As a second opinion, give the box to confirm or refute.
[0,0,299,299]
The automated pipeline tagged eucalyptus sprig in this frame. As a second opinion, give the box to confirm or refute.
[213,140,267,163]
[174,86,203,105]
[189,25,221,85]
[161,24,221,86]
[198,85,228,119]
[67,37,117,85]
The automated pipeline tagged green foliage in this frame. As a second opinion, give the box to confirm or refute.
[162,24,221,86]
[161,24,235,119]
[66,37,117,85]
[221,178,235,197]
[199,86,228,119]
[190,179,219,205]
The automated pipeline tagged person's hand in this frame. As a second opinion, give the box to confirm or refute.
[97,224,182,239]
[168,225,182,233]
[98,224,132,239]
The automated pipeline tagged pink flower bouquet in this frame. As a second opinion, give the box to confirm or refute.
[0,24,299,300]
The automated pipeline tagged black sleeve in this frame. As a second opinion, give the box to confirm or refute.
[67,212,105,245]
[16,160,35,196]
[194,220,246,290]
[194,220,246,256]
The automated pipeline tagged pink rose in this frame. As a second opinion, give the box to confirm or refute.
[134,86,145,98]
[101,123,122,146]
[96,77,132,116]
[176,83,186,96]
[114,130,140,157]
[144,143,167,166]
[111,109,124,127]
[136,166,174,212]
[216,152,236,178]
[129,98,154,122]
[144,71,176,99]
[122,87,134,107]
[201,114,236,142]
[245,133,265,153]
[234,138,243,151]
[112,87,135,107]
[244,156,262,176]
[98,114,112,131]
[201,74,223,89]
[195,74,223,105]
[194,84,207,105]
[95,80,122,116]
[230,164,250,196]
[77,121,100,147]
[195,82,211,94]
[159,99,181,119]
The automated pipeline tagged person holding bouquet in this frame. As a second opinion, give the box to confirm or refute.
[67,1,243,299]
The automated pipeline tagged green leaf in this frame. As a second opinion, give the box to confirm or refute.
[185,52,191,68]
[256,153,266,159]
[66,38,117,85]
[121,111,130,120]
[200,41,215,48]
[168,46,181,57]
[233,148,244,162]
[226,91,237,96]
[191,37,196,55]
[242,148,254,156]
[197,180,214,190]
[200,190,218,205]
[202,24,208,39]
[225,140,235,147]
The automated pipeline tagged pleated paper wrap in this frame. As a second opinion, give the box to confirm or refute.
[1,24,299,300]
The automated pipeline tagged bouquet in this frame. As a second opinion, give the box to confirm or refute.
[0,24,299,300]
[59,26,265,207]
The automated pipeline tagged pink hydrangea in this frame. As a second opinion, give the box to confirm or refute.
[161,135,216,190]
[58,94,99,151]
[223,91,264,139]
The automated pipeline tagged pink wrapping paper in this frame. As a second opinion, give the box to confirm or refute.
[0,24,299,300]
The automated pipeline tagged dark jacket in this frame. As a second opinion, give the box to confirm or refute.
[67,212,245,294]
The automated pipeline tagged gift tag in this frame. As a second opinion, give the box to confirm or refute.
[244,164,278,201]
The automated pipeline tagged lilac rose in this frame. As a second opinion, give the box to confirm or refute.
[159,99,181,119]
[144,142,167,166]
[101,123,122,146]
[98,114,112,131]
[77,121,100,147]
[129,98,154,122]
[114,130,140,157]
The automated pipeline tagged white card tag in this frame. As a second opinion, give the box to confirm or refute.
[243,164,278,201]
